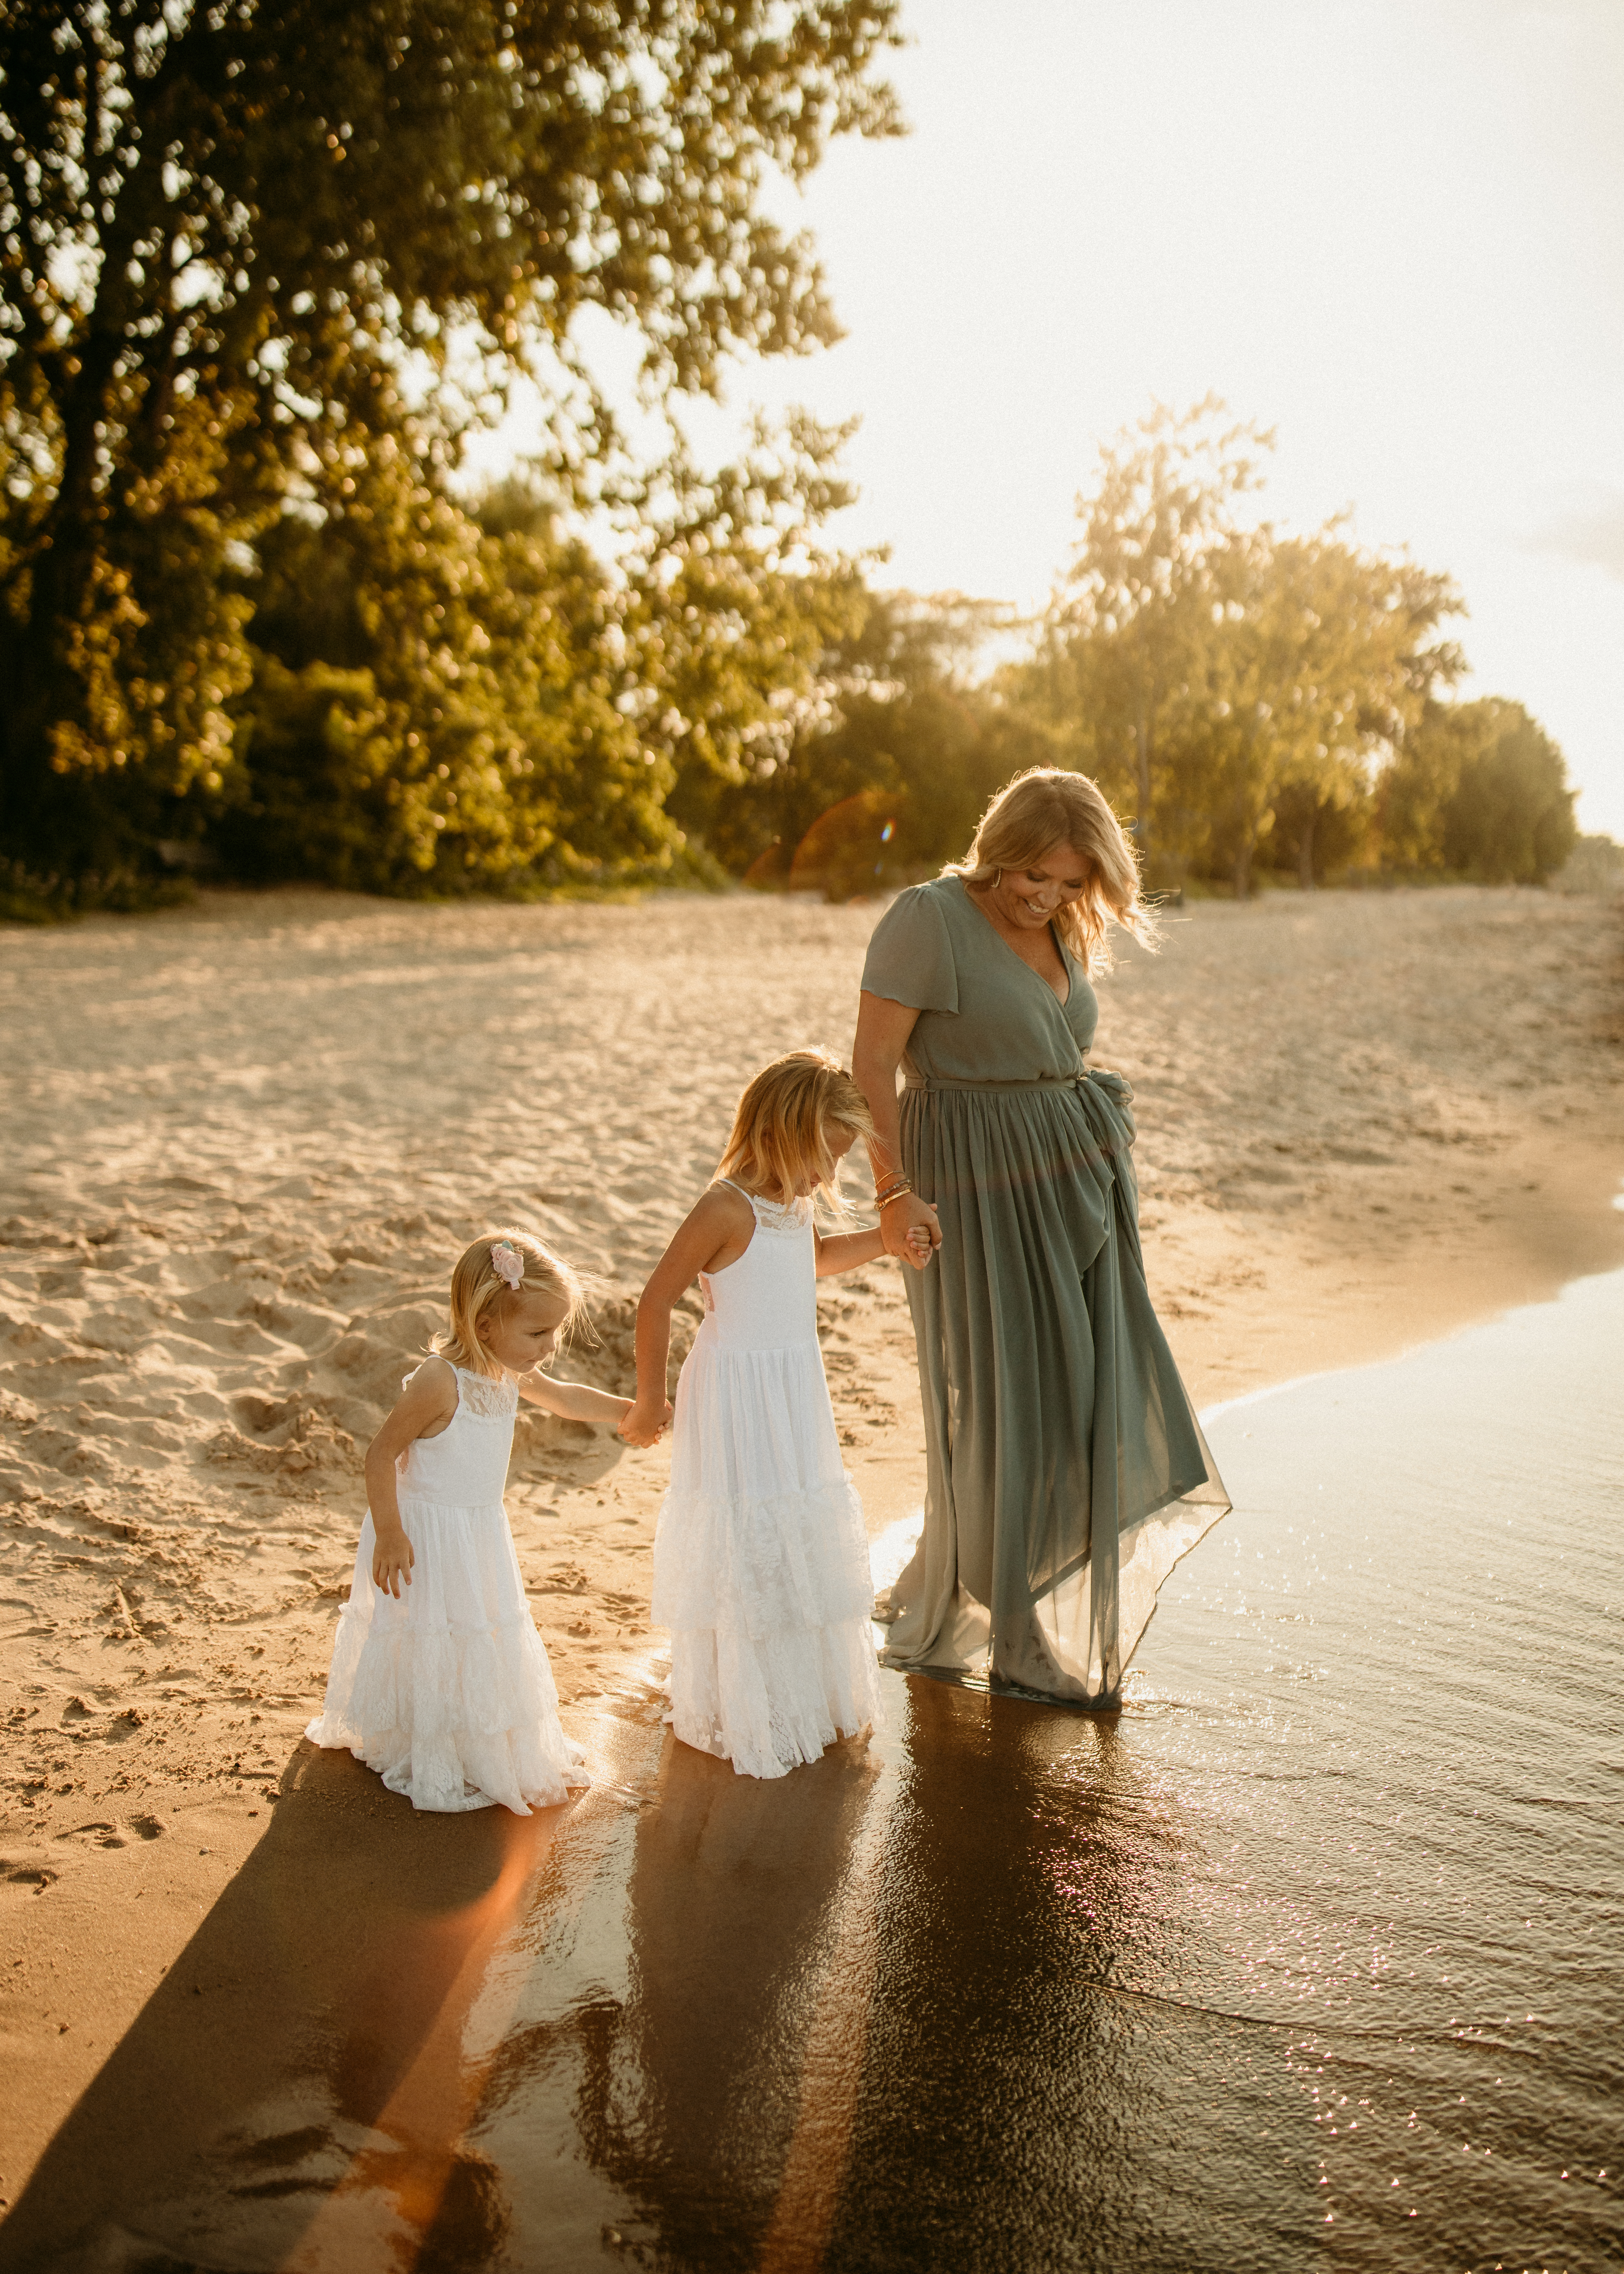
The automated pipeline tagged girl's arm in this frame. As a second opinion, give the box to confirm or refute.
[515,1370,633,1428]
[620,1186,752,1448]
[362,1359,459,1598]
[852,990,942,1269]
[813,1220,935,1278]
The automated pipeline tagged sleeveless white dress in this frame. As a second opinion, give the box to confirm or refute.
[652,1185,883,1779]
[306,1362,587,1813]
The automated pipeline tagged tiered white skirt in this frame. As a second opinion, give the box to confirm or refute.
[306,1497,588,1814]
[653,1338,883,1780]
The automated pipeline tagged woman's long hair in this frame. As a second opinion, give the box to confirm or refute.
[945,766,1158,973]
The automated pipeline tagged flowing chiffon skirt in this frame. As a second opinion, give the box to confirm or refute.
[878,1067,1230,1704]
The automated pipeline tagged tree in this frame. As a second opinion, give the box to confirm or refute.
[1440,701,1577,882]
[1378,697,1576,881]
[0,0,903,890]
[1038,396,1274,878]
[216,458,665,892]
[1245,541,1463,891]
[695,588,1050,893]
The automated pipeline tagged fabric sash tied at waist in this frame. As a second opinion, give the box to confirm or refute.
[903,1066,1134,1106]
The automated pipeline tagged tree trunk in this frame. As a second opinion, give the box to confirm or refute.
[1298,806,1318,891]
[1232,839,1252,899]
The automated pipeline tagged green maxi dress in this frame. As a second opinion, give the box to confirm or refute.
[863,878,1230,1705]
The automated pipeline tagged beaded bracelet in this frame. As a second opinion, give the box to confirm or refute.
[877,1183,913,1209]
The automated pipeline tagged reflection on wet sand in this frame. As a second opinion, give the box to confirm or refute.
[473,1718,882,2273]
[822,1678,1325,2274]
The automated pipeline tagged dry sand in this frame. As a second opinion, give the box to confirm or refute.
[2,881,1621,2211]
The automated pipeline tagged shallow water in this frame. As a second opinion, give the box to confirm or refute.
[7,1274,1621,2273]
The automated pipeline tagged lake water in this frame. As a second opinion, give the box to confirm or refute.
[7,1273,1621,2273]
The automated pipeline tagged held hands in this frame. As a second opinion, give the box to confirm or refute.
[618,1396,673,1450]
[883,1191,941,1271]
[372,1521,415,1599]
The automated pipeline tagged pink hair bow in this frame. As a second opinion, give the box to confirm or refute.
[489,1241,524,1290]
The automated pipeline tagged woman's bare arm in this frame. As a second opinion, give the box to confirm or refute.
[852,991,942,1265]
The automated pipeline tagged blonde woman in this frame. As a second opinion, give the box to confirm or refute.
[853,767,1229,1706]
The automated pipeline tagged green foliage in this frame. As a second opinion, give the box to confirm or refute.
[1379,699,1578,883]
[1440,702,1578,883]
[216,457,665,893]
[1,0,902,887]
[1023,397,1277,879]
[696,590,1056,892]
[688,407,1572,906]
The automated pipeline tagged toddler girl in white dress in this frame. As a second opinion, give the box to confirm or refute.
[623,1050,933,1779]
[308,1228,643,1813]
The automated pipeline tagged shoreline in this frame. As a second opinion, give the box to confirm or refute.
[2,883,1620,2213]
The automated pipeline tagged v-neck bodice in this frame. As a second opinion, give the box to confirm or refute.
[861,876,1097,1088]
[961,881,1072,1006]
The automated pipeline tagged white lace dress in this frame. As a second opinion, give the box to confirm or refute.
[306,1363,587,1813]
[652,1185,883,1779]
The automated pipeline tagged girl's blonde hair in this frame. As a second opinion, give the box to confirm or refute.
[718,1049,877,1210]
[435,1227,584,1378]
[946,766,1158,973]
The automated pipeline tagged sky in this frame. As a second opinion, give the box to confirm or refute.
[474,0,1624,835]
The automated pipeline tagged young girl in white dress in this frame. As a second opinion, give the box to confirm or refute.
[308,1229,645,1814]
[623,1051,934,1779]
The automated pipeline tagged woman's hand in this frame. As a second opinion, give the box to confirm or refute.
[883,1192,940,1269]
[372,1521,415,1599]
[618,1397,672,1449]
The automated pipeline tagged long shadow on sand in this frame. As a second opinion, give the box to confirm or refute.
[0,1739,572,2274]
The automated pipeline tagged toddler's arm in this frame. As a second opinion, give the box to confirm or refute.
[621,1185,751,1448]
[363,1359,459,1597]
[815,1211,936,1279]
[516,1371,633,1430]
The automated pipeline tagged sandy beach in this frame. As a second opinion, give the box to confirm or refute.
[2,880,1621,2213]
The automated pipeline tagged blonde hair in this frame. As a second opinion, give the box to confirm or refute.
[435,1227,584,1378]
[718,1050,877,1210]
[946,766,1158,973]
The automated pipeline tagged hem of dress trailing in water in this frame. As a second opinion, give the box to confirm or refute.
[895,1662,1125,1716]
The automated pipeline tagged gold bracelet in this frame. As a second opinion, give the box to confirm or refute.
[878,1185,913,1209]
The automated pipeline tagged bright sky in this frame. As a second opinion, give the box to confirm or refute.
[480,0,1624,836]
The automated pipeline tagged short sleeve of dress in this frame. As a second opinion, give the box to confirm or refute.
[861,885,959,1014]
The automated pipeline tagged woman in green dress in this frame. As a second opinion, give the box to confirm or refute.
[853,768,1229,1706]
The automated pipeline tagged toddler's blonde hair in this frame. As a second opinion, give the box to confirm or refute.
[946,765,1158,973]
[435,1227,584,1378]
[718,1049,876,1210]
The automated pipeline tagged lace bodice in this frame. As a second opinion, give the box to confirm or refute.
[396,1361,518,1507]
[450,1367,519,1421]
[735,1189,813,1236]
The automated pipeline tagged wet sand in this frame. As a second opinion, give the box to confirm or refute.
[3,1270,1621,2270]
[1,881,1621,2241]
